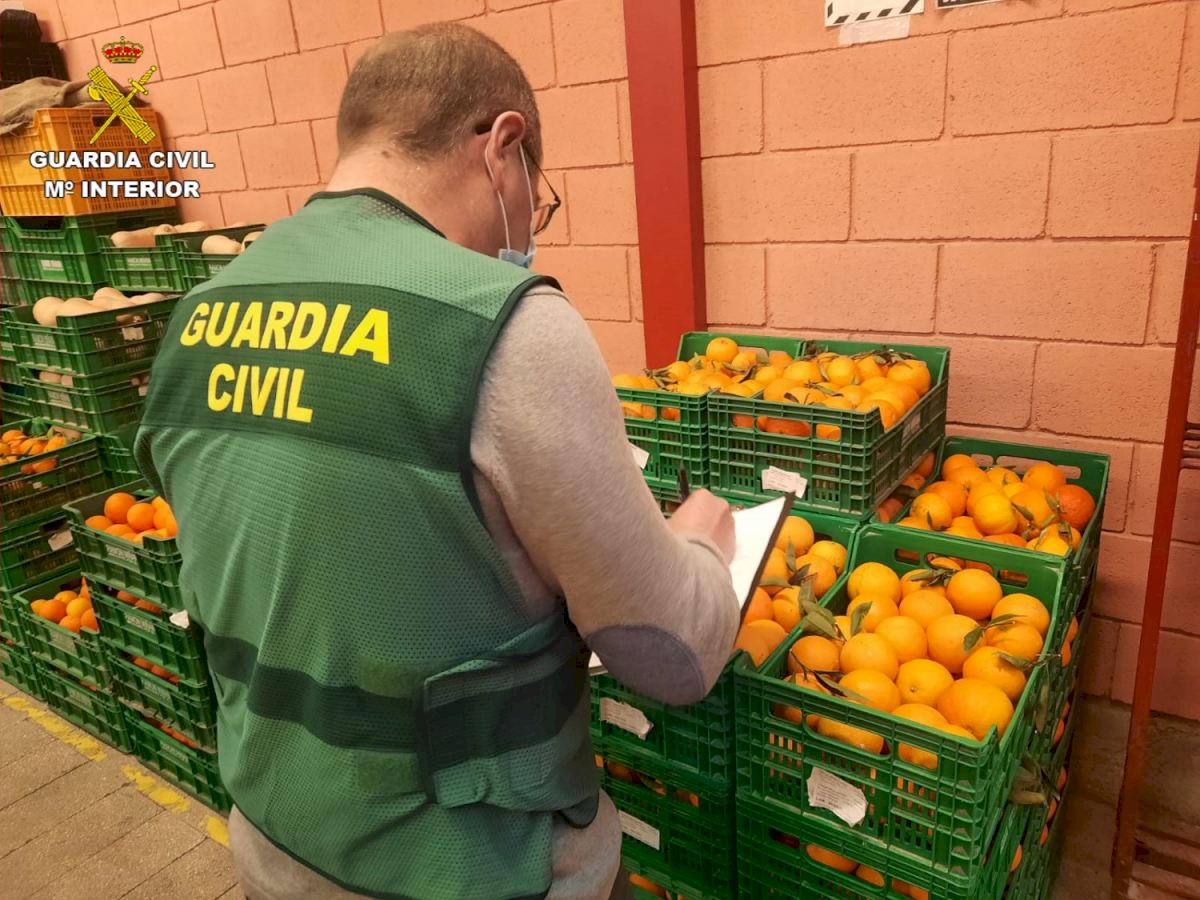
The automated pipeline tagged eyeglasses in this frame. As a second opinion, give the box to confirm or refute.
[475,120,561,235]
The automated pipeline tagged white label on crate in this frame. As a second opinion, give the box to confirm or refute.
[600,699,653,739]
[66,687,93,709]
[32,333,56,350]
[902,413,920,443]
[169,610,190,628]
[48,629,78,653]
[39,259,64,272]
[617,811,661,850]
[125,611,157,635]
[628,443,650,470]
[159,739,190,765]
[121,326,145,342]
[207,261,226,275]
[761,466,807,498]
[138,384,149,397]
[31,481,45,490]
[807,767,867,827]
[128,256,153,269]
[47,529,74,552]
[107,544,137,564]
[46,390,70,407]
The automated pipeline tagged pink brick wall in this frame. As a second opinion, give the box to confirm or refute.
[694,0,1200,720]
[37,0,1200,717]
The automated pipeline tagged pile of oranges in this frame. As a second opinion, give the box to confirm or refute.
[131,653,180,684]
[773,556,1075,760]
[612,337,934,437]
[769,832,932,899]
[139,712,201,750]
[84,491,178,544]
[732,515,849,666]
[884,453,1097,556]
[114,589,165,617]
[1,425,78,473]
[29,579,99,634]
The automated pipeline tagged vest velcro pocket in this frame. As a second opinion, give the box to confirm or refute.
[420,614,598,813]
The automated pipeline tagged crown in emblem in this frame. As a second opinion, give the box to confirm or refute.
[101,37,144,64]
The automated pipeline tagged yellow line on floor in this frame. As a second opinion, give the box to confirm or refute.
[205,814,230,846]
[4,695,108,761]
[121,763,192,813]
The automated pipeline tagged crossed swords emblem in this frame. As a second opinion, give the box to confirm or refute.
[86,64,158,144]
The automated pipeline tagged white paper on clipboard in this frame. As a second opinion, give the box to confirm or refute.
[588,493,793,674]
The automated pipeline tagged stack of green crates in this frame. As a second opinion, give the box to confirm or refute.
[99,223,263,293]
[15,569,130,750]
[733,526,1071,899]
[0,415,110,699]
[592,504,861,898]
[64,484,228,811]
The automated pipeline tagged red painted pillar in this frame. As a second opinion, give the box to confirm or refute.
[623,0,707,366]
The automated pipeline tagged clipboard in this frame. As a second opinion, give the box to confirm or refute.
[588,492,796,675]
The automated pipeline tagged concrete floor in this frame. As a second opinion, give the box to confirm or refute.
[1,677,1198,900]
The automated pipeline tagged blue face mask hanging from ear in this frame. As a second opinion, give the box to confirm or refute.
[485,143,537,269]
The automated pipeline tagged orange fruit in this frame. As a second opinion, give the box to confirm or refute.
[965,480,1003,516]
[915,451,936,479]
[991,593,1050,636]
[840,633,900,680]
[896,516,932,531]
[839,668,900,712]
[898,882,930,900]
[940,723,977,743]
[735,620,788,666]
[894,703,949,769]
[946,570,1003,620]
[806,845,858,873]
[39,598,67,622]
[706,336,738,364]
[768,351,793,369]
[925,615,979,675]
[962,646,1027,702]
[986,467,1021,487]
[65,596,90,618]
[936,677,1015,740]
[133,599,164,616]
[125,502,156,532]
[887,359,931,395]
[776,516,815,555]
[972,493,1019,536]
[898,590,954,629]
[1012,845,1024,872]
[1052,717,1066,747]
[772,596,802,632]
[779,672,828,727]
[896,659,954,707]
[1067,616,1080,645]
[760,548,790,595]
[107,524,136,538]
[886,382,921,412]
[941,453,978,477]
[984,533,1027,548]
[1023,462,1067,494]
[855,864,886,887]
[945,517,984,540]
[911,493,953,531]
[900,570,945,598]
[1056,484,1096,529]
[763,378,801,402]
[856,397,898,430]
[84,515,112,531]
[788,635,842,675]
[825,355,858,387]
[817,717,885,754]
[629,873,667,897]
[53,590,77,603]
[1011,487,1056,531]
[987,623,1044,660]
[809,540,847,573]
[793,554,838,598]
[848,562,901,602]
[744,588,774,624]
[874,615,928,664]
[846,594,900,633]
[59,615,82,633]
[946,466,988,491]
[79,610,99,632]
[1028,532,1071,557]
[834,615,852,640]
[103,492,138,525]
[923,481,967,518]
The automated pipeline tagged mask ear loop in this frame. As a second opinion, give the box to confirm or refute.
[519,144,536,248]
[484,148,513,252]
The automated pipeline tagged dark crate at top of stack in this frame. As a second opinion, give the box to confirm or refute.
[0,9,66,90]
[706,341,949,519]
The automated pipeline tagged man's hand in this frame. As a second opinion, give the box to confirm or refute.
[668,489,735,564]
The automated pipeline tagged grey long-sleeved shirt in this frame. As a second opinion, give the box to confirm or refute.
[227,285,739,899]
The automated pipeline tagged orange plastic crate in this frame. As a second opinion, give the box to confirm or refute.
[0,108,172,217]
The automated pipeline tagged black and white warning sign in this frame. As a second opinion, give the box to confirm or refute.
[826,0,925,27]
[937,0,1003,7]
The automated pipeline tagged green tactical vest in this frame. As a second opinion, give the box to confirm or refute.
[135,190,599,900]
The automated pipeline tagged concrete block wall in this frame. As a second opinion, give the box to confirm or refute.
[26,0,1200,717]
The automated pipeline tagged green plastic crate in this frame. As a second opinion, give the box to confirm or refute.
[107,652,216,750]
[0,590,26,642]
[602,742,735,899]
[0,506,78,595]
[15,571,108,685]
[98,423,141,481]
[11,275,108,306]
[1008,757,1069,900]
[64,486,183,612]
[707,341,949,518]
[0,638,44,697]
[735,793,1030,900]
[0,418,108,526]
[38,662,131,751]
[20,361,149,433]
[175,224,264,290]
[5,211,178,287]
[90,586,207,683]
[1,388,34,420]
[4,297,181,375]
[619,333,808,493]
[880,436,1109,611]
[592,507,858,786]
[125,710,230,812]
[735,525,1066,881]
